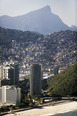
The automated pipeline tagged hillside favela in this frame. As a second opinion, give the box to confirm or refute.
[0,1,77,116]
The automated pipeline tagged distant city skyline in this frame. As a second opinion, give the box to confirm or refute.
[0,0,77,27]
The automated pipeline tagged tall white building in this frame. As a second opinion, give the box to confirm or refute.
[3,66,10,79]
[0,65,10,80]
[0,65,3,79]
[0,86,21,105]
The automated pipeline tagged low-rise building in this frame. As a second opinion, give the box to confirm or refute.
[0,86,21,105]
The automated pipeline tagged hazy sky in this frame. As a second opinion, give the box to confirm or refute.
[0,0,77,27]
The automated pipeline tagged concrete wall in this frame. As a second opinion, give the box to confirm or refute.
[6,89,17,104]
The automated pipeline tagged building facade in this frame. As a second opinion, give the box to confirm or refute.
[0,62,19,86]
[0,65,3,79]
[30,64,42,96]
[54,66,59,75]
[0,86,21,105]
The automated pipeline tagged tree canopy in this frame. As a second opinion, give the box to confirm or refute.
[47,63,77,97]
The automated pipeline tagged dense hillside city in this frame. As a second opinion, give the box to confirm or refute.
[0,27,77,79]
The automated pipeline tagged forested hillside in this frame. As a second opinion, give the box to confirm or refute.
[0,27,43,46]
[47,63,77,96]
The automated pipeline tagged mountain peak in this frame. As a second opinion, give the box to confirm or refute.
[43,5,51,9]
[40,5,51,13]
[0,5,69,35]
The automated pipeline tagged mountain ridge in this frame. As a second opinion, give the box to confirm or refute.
[0,5,70,35]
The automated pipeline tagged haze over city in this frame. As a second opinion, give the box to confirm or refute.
[0,0,77,27]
